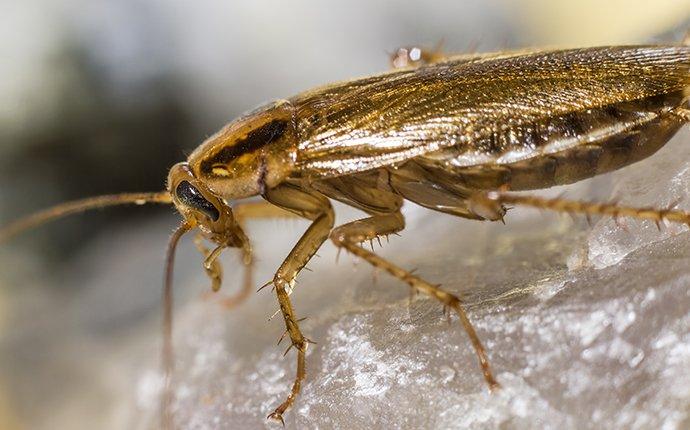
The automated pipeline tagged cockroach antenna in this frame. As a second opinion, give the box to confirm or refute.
[0,190,179,428]
[161,221,192,430]
[0,191,173,243]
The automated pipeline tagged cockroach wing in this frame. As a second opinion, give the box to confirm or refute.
[291,46,690,179]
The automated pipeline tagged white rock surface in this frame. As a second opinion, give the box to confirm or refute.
[127,131,690,429]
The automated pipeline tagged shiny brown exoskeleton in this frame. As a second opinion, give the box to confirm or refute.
[4,42,690,427]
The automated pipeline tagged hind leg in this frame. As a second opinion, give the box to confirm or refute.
[472,191,690,227]
[330,211,499,389]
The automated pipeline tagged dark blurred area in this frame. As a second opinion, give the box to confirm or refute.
[1,12,193,265]
[0,64,192,263]
[2,1,690,429]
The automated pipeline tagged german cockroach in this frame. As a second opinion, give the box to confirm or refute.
[3,41,690,427]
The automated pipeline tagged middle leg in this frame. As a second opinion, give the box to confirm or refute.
[329,211,499,390]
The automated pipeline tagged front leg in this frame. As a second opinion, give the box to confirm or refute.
[262,183,335,424]
[193,234,225,293]
[194,201,296,308]
[224,201,297,308]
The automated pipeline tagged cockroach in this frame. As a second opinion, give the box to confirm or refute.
[3,41,690,427]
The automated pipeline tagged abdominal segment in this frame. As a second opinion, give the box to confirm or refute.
[420,93,688,191]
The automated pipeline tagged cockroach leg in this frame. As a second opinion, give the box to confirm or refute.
[672,106,690,121]
[483,192,690,227]
[329,211,500,391]
[220,241,253,309]
[217,201,296,309]
[262,184,335,423]
[198,201,298,308]
[267,281,307,426]
[193,234,224,293]
[233,200,298,221]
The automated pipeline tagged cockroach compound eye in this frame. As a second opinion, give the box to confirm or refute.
[3,39,690,427]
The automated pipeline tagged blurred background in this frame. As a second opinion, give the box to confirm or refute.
[1,1,690,429]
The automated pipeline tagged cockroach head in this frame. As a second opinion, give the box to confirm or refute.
[167,163,245,247]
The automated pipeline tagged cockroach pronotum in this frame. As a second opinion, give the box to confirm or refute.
[3,40,690,427]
